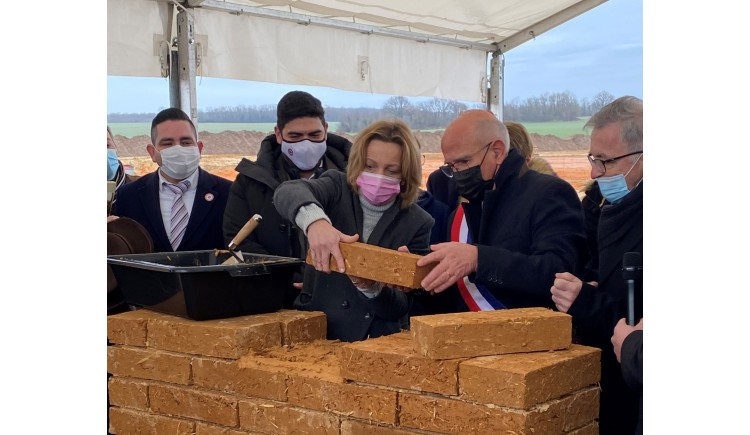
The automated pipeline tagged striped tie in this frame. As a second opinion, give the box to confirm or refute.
[164,180,191,250]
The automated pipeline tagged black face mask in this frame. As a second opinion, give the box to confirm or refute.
[453,165,494,202]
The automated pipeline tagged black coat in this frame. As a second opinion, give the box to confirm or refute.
[273,170,433,342]
[222,133,351,306]
[569,181,643,435]
[621,330,643,435]
[581,180,605,281]
[426,167,460,213]
[416,189,450,245]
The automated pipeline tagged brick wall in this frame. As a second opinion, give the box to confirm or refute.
[107,307,600,434]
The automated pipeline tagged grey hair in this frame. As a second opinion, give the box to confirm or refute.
[585,96,643,152]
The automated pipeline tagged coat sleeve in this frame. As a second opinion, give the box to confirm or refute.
[273,171,343,222]
[569,280,631,343]
[474,180,586,306]
[620,330,643,392]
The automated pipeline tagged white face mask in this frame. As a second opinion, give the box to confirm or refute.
[158,145,201,180]
[281,139,327,170]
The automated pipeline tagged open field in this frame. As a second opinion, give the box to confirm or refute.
[109,119,585,139]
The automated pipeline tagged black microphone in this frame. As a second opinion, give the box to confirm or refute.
[622,252,643,326]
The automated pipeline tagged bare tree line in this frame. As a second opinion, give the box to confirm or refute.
[107,91,616,131]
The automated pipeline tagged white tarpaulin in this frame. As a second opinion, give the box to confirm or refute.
[108,0,606,103]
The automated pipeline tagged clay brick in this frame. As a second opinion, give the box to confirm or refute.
[196,422,262,435]
[239,340,397,424]
[193,357,288,401]
[525,387,600,434]
[108,377,149,410]
[150,383,239,426]
[459,344,601,408]
[107,309,172,346]
[288,375,397,424]
[107,346,191,385]
[108,407,194,435]
[239,399,340,435]
[340,332,461,395]
[307,242,435,288]
[275,309,327,345]
[565,422,599,435]
[411,307,571,359]
[341,419,436,435]
[147,312,284,359]
[398,386,599,435]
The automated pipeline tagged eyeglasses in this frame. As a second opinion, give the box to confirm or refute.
[440,142,492,178]
[587,150,643,175]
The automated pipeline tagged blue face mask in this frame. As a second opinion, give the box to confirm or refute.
[107,149,120,180]
[597,153,642,204]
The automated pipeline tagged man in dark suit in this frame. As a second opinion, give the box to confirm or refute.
[415,109,586,311]
[112,108,231,253]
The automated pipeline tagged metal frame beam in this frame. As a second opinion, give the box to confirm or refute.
[197,0,499,52]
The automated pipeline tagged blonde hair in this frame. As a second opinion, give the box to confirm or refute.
[504,121,534,161]
[346,119,422,208]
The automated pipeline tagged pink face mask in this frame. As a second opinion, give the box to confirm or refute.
[356,171,401,206]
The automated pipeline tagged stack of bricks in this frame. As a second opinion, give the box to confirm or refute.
[107,307,601,434]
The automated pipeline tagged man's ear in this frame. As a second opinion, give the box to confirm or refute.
[490,139,507,164]
[197,141,204,154]
[146,144,157,163]
[274,126,283,144]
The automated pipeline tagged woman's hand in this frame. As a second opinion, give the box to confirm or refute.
[306,219,358,273]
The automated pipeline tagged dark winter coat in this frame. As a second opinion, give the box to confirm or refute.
[222,133,351,307]
[416,189,449,245]
[621,330,643,435]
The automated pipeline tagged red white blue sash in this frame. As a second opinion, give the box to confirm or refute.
[450,204,507,311]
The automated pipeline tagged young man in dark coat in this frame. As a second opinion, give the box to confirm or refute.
[222,91,351,307]
[550,96,643,435]
[112,108,231,253]
[415,109,587,312]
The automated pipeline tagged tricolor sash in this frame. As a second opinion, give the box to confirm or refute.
[450,204,507,311]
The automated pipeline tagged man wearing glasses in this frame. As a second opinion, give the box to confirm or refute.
[550,96,643,435]
[415,109,586,314]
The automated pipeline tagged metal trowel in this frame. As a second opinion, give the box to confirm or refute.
[222,214,263,264]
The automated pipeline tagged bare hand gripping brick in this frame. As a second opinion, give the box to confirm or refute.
[305,242,436,288]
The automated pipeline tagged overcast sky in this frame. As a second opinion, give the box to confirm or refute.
[107,0,642,113]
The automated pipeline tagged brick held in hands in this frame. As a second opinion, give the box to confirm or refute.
[305,241,435,288]
[410,307,572,359]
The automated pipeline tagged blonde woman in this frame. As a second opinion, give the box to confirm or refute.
[273,119,433,342]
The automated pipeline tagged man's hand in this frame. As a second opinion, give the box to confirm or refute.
[416,242,478,294]
[550,272,594,313]
[306,220,358,273]
[611,318,643,362]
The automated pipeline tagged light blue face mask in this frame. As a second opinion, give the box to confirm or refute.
[597,153,642,204]
[107,149,119,180]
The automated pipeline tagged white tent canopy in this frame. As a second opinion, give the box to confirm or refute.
[108,0,607,118]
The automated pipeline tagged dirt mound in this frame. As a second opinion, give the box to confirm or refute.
[113,130,588,157]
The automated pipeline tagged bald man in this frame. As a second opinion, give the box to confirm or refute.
[414,109,586,312]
